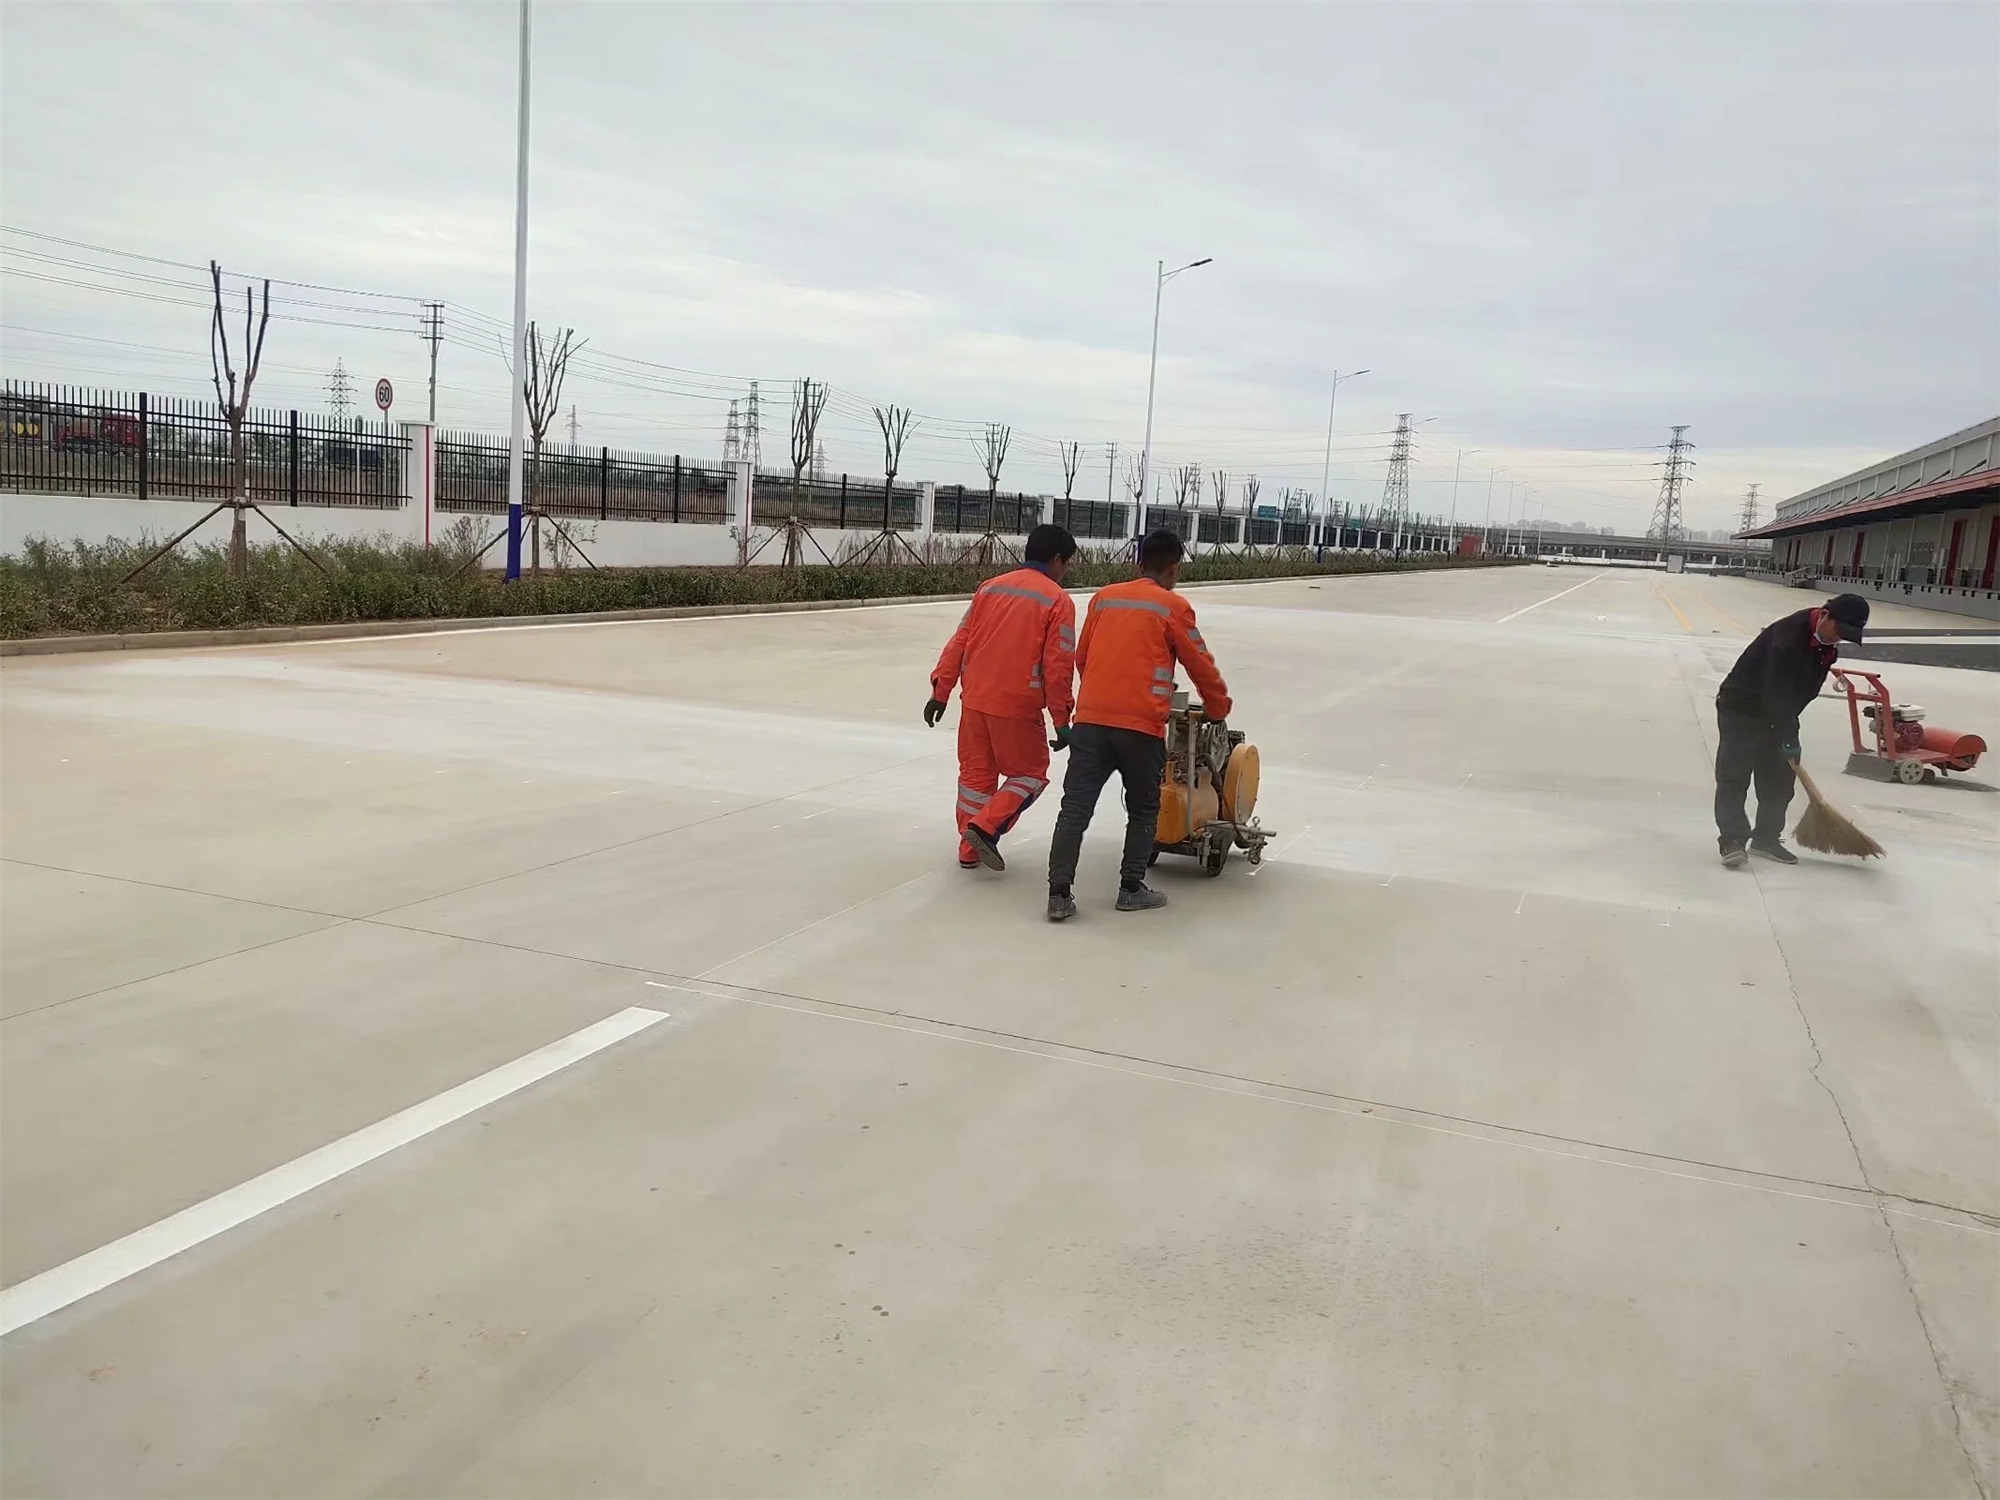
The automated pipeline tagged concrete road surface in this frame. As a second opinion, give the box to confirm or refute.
[3,566,1995,1497]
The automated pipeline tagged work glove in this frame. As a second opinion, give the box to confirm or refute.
[1049,724,1071,752]
[923,697,948,728]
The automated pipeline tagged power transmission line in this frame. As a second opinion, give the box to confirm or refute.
[1738,482,1760,533]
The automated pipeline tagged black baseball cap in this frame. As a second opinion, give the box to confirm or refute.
[1824,593,1869,643]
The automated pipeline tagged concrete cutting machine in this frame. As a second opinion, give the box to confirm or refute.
[1830,666,1986,785]
[1151,692,1275,875]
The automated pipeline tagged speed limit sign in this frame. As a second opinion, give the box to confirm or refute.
[374,377,393,414]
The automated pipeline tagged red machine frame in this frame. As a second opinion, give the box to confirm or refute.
[1827,666,1982,785]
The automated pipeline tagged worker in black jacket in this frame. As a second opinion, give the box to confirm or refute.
[1714,593,1869,867]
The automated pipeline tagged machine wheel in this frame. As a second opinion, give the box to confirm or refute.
[1201,832,1228,877]
[1895,759,1926,786]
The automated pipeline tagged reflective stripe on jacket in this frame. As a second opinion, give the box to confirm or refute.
[929,566,1078,726]
[1072,577,1231,737]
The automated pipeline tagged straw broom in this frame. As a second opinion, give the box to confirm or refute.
[1790,761,1884,859]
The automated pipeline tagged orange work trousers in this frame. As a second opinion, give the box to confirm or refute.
[955,708,1052,860]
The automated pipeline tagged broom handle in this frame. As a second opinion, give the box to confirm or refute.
[1790,759,1827,808]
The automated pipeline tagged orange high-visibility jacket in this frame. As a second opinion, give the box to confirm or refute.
[930,566,1077,726]
[1073,577,1231,737]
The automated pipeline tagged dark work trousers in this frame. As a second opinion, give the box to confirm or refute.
[1714,708,1796,850]
[1047,723,1168,890]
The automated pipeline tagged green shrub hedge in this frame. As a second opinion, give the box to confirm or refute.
[0,530,1512,639]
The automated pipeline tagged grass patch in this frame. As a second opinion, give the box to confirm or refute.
[0,529,1515,640]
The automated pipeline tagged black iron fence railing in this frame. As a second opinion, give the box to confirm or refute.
[435,433,730,523]
[2,381,405,508]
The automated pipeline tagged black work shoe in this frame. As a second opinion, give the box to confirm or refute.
[963,825,1005,871]
[1047,888,1077,922]
[1750,839,1799,866]
[1114,883,1169,912]
[1720,842,1748,869]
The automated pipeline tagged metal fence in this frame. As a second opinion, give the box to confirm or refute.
[436,432,730,523]
[751,469,919,530]
[1,381,406,507]
[932,485,1042,536]
[1051,497,1131,541]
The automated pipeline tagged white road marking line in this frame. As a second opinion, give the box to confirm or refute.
[799,808,835,821]
[1248,823,1310,877]
[1514,891,1528,915]
[1495,572,1606,624]
[698,872,937,979]
[1379,871,1396,888]
[0,1006,669,1337]
[639,979,1996,1240]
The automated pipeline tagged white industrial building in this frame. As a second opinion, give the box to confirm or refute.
[1743,416,1999,620]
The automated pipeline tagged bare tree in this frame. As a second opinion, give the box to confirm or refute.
[849,403,922,565]
[207,261,273,575]
[976,421,1011,519]
[519,322,584,574]
[1242,474,1261,550]
[1210,468,1229,553]
[1124,457,1146,506]
[122,262,333,584]
[1172,462,1201,541]
[1058,440,1082,528]
[789,377,828,509]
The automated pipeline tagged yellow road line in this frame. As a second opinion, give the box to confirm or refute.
[1656,585,1693,633]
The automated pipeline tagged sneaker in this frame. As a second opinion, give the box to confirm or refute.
[1047,888,1077,922]
[1114,883,1169,912]
[962,825,1005,872]
[1720,842,1748,869]
[959,857,981,870]
[1750,839,1799,866]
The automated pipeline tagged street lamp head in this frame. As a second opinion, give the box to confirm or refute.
[1189,257,1213,268]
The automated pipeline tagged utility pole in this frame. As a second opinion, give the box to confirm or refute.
[1382,413,1413,553]
[419,301,444,421]
[1738,482,1760,533]
[1105,441,1117,507]
[1482,468,1498,554]
[1647,424,1696,545]
[723,400,741,463]
[745,380,762,469]
[504,0,532,582]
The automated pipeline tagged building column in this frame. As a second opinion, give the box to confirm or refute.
[728,460,754,565]
[399,420,436,547]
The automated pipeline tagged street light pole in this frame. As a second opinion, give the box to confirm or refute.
[503,0,532,582]
[1135,255,1211,547]
[1482,468,1498,554]
[1447,446,1478,553]
[1318,368,1370,559]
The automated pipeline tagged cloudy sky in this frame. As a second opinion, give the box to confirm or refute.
[3,1,1994,533]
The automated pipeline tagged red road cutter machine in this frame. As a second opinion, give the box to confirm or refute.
[1829,666,1986,786]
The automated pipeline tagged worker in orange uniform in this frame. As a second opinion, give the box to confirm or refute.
[1046,528,1230,921]
[924,524,1080,871]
